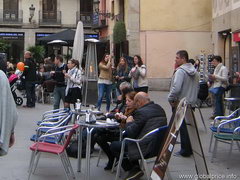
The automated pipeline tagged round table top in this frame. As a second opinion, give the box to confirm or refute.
[77,120,119,128]
[224,97,240,101]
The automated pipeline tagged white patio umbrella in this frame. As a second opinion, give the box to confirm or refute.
[72,21,84,65]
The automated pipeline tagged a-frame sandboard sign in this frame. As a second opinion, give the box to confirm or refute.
[151,98,209,180]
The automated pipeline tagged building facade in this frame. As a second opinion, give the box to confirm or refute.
[103,0,212,90]
[212,0,240,78]
[140,0,212,90]
[0,0,98,62]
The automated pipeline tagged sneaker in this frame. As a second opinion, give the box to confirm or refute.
[124,167,144,180]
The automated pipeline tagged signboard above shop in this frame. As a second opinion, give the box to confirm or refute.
[0,32,24,40]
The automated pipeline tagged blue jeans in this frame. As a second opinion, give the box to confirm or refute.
[97,83,112,112]
[53,86,66,109]
[214,87,225,116]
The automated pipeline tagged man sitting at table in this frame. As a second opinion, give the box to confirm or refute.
[110,92,167,180]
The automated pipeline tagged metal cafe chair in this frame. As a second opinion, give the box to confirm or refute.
[115,125,168,180]
[209,108,240,152]
[30,112,73,144]
[211,118,240,162]
[28,124,79,180]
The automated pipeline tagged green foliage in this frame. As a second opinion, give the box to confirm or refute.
[0,40,11,52]
[27,45,45,63]
[113,21,126,44]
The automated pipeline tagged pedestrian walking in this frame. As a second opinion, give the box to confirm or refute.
[168,50,199,157]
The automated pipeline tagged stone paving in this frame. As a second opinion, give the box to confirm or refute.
[0,91,239,180]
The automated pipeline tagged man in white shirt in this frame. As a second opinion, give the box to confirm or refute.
[209,55,228,117]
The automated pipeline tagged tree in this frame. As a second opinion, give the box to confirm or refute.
[0,40,11,53]
[113,21,127,62]
[27,45,45,64]
[113,21,127,44]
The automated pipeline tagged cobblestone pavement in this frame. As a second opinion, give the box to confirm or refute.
[0,91,239,180]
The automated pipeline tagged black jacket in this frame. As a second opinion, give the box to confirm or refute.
[52,64,67,87]
[125,101,167,160]
[23,58,37,82]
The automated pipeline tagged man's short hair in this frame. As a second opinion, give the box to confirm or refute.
[177,50,189,62]
[55,55,63,62]
[213,55,222,63]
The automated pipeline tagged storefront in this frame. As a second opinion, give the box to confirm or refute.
[0,32,24,63]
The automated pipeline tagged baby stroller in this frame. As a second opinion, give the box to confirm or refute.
[8,73,24,106]
[196,81,212,108]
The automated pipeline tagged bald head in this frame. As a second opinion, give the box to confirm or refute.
[134,92,150,108]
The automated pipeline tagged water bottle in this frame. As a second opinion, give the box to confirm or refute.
[75,99,81,112]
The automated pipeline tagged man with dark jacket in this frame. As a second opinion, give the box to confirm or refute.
[110,92,167,180]
[23,51,37,108]
[51,55,67,109]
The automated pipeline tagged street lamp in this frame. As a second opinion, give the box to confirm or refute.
[29,4,35,23]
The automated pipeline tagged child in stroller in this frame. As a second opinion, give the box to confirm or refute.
[196,81,212,108]
[8,70,24,106]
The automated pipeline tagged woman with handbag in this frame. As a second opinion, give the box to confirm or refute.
[129,55,148,93]
[64,59,82,109]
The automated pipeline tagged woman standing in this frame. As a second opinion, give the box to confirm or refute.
[129,55,148,93]
[97,54,113,112]
[115,57,130,96]
[64,59,82,109]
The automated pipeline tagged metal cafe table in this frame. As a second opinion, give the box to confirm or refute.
[224,97,240,115]
[77,118,119,180]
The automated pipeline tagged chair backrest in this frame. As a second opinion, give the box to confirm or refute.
[39,124,79,149]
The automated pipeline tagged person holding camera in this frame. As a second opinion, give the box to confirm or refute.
[129,55,148,93]
[96,53,113,112]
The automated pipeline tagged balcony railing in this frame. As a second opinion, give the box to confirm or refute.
[92,13,108,29]
[39,10,61,26]
[76,12,93,27]
[0,9,23,25]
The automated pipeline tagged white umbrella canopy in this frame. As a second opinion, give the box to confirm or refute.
[72,21,84,65]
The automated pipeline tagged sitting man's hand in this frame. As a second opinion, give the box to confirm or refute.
[126,116,134,123]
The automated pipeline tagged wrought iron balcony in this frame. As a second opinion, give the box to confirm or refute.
[0,9,23,25]
[76,12,93,27]
[39,10,61,26]
[92,13,108,29]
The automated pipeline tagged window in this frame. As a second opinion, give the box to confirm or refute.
[42,0,57,20]
[80,0,93,13]
[3,0,18,10]
[3,0,19,20]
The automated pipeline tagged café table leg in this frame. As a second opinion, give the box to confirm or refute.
[77,126,83,172]
[86,127,94,180]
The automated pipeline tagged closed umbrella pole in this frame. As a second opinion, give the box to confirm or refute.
[72,21,84,65]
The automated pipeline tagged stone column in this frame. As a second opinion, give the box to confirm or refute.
[126,0,140,56]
